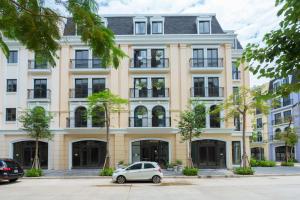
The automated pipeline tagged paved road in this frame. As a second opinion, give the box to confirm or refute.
[1,176,300,200]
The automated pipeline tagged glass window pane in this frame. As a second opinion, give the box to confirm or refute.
[199,21,210,34]
[152,21,162,34]
[135,22,146,34]
[232,141,241,165]
[8,50,18,63]
[144,163,155,169]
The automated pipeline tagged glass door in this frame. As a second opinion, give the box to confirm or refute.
[151,78,165,97]
[75,78,88,98]
[208,77,219,97]
[193,77,205,97]
[134,78,148,97]
[34,79,47,98]
[151,49,164,68]
[134,49,147,68]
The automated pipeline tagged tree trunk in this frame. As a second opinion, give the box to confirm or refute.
[187,134,193,168]
[285,143,289,162]
[103,103,110,169]
[242,112,248,168]
[32,138,40,169]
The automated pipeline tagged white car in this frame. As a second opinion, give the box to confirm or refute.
[112,161,163,184]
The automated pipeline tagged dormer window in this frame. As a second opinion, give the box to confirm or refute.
[102,17,108,27]
[199,21,210,34]
[152,21,163,34]
[135,22,146,35]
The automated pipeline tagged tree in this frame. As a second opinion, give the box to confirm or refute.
[215,87,269,168]
[87,90,127,169]
[0,0,125,68]
[275,117,298,162]
[178,104,206,168]
[240,0,300,97]
[19,107,53,169]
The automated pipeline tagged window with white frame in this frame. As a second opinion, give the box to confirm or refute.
[198,21,210,34]
[151,21,163,34]
[8,50,18,64]
[135,21,146,35]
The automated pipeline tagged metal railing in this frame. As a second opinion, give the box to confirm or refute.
[130,58,169,68]
[70,59,105,69]
[189,58,223,68]
[28,60,50,69]
[129,88,169,98]
[27,89,51,99]
[190,87,224,97]
[272,117,293,125]
[66,117,105,128]
[69,88,107,98]
[128,117,171,127]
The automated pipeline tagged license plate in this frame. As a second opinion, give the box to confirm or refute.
[14,169,18,173]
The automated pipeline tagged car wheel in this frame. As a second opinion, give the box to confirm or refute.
[117,176,126,184]
[9,179,18,183]
[152,175,161,184]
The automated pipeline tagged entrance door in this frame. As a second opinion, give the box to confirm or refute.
[192,140,226,168]
[72,140,106,168]
[131,140,169,168]
[13,141,48,169]
[275,146,294,161]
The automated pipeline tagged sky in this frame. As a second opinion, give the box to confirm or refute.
[50,0,283,87]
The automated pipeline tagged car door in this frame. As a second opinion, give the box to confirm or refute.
[125,163,143,180]
[142,163,156,179]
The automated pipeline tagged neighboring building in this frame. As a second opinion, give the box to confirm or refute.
[268,75,300,162]
[250,83,269,160]
[0,14,251,170]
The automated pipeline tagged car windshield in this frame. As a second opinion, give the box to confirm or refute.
[127,163,142,170]
[4,160,18,168]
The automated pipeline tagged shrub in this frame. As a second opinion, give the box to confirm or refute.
[288,158,298,163]
[118,160,124,165]
[234,167,255,175]
[25,168,43,177]
[250,159,276,167]
[99,168,114,176]
[250,159,258,167]
[176,160,183,165]
[182,167,198,176]
[281,162,294,167]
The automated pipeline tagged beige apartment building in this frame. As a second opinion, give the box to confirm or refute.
[0,14,251,170]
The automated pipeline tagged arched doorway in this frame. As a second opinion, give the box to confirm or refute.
[13,141,48,169]
[75,107,87,127]
[131,140,169,168]
[152,106,166,127]
[192,140,226,168]
[251,147,264,160]
[275,146,295,161]
[72,140,106,168]
[134,106,148,127]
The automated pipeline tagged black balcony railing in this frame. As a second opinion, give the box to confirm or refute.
[130,58,169,68]
[130,88,169,98]
[128,117,171,127]
[189,58,223,68]
[66,117,105,128]
[28,60,49,69]
[27,89,51,99]
[69,88,107,98]
[272,117,292,125]
[70,59,105,69]
[190,87,224,97]
[232,71,241,80]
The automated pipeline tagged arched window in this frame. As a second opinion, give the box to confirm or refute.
[152,106,166,127]
[75,107,87,127]
[92,106,105,127]
[194,104,206,128]
[134,106,148,127]
[210,105,220,128]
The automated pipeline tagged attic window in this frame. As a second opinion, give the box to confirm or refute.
[135,22,146,35]
[198,21,210,34]
[152,21,163,34]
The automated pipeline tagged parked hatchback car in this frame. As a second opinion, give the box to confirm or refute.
[112,161,163,184]
[0,158,24,182]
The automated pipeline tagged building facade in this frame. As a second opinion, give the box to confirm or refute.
[0,14,251,170]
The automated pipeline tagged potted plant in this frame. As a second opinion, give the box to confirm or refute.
[136,108,147,119]
[175,160,183,172]
[166,163,174,171]
[136,81,147,90]
[116,160,127,169]
[155,109,165,119]
[153,81,165,90]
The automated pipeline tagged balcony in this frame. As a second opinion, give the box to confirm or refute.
[190,87,224,98]
[69,88,106,99]
[129,58,169,73]
[272,117,293,125]
[69,59,110,74]
[27,89,51,101]
[66,117,105,128]
[272,98,293,109]
[189,58,223,72]
[129,88,169,99]
[28,60,51,74]
[232,71,241,80]
[128,117,171,127]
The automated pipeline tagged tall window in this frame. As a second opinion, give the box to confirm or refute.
[195,104,206,128]
[34,79,47,98]
[256,118,263,129]
[75,78,88,98]
[7,79,17,92]
[234,113,240,131]
[92,78,105,93]
[8,50,18,64]
[257,131,263,142]
[152,21,163,34]
[282,95,291,106]
[75,107,87,127]
[274,113,282,125]
[283,110,292,123]
[134,49,147,68]
[233,86,239,104]
[207,48,218,67]
[232,141,241,165]
[135,22,146,35]
[6,108,16,121]
[192,49,204,67]
[151,49,164,68]
[151,78,165,97]
[210,105,220,128]
[208,77,219,97]
[34,53,47,69]
[134,78,148,98]
[193,77,205,97]
[232,62,240,80]
[75,50,89,68]
[198,21,210,34]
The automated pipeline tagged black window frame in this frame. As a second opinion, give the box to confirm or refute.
[232,141,241,165]
[126,163,142,170]
[6,108,16,121]
[8,50,18,64]
[7,79,17,92]
[144,163,155,169]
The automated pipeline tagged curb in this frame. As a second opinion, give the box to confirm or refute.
[22,173,300,179]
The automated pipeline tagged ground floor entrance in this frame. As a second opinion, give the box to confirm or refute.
[131,140,169,168]
[275,146,295,161]
[72,140,106,169]
[251,147,265,160]
[192,140,226,169]
[13,141,48,169]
